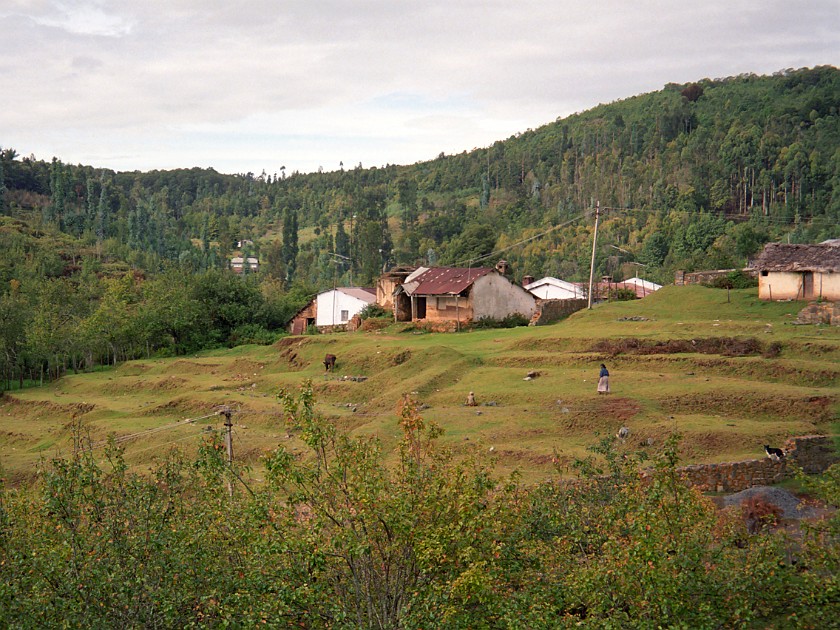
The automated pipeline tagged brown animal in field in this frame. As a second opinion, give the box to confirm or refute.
[465,391,476,406]
[324,354,337,371]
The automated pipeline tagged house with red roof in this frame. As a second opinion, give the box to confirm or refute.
[390,265,536,325]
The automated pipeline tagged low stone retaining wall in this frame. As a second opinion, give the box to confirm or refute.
[676,435,839,492]
[531,298,588,325]
[796,302,840,326]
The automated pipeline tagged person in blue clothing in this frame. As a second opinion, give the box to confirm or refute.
[597,363,610,394]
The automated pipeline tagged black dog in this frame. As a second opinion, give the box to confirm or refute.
[764,444,785,462]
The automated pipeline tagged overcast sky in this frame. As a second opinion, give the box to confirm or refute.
[1,1,837,176]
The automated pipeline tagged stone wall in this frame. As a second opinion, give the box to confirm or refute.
[675,435,839,492]
[530,298,589,325]
[675,268,758,286]
[796,302,840,326]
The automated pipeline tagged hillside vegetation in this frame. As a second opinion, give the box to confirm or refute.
[1,67,839,387]
[2,285,837,486]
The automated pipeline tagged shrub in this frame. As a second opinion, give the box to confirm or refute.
[471,313,530,329]
[358,303,389,320]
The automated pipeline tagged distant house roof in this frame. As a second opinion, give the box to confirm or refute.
[621,277,662,294]
[402,267,495,296]
[754,242,840,273]
[524,276,585,299]
[335,287,376,302]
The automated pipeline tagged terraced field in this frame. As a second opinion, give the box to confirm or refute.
[2,285,838,485]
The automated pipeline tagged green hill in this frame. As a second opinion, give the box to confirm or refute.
[2,285,837,486]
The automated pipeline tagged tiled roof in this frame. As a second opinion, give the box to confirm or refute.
[754,242,840,273]
[404,267,494,296]
[336,287,377,302]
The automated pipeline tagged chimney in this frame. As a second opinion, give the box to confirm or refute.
[522,275,534,287]
[495,260,510,275]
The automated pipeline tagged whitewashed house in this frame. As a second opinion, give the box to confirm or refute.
[315,287,376,327]
[620,277,662,296]
[524,277,585,300]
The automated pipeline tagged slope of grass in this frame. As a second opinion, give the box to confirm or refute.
[1,286,838,485]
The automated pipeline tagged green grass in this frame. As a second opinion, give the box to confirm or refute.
[1,285,838,485]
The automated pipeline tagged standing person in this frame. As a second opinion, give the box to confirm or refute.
[597,363,610,394]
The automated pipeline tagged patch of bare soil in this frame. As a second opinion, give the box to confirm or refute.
[274,337,312,350]
[229,359,266,374]
[551,397,643,434]
[141,397,225,417]
[493,450,556,466]
[678,431,762,461]
[0,396,95,419]
[167,360,221,375]
[590,337,779,358]
[274,341,308,370]
[104,376,188,394]
[511,338,585,353]
[660,392,834,422]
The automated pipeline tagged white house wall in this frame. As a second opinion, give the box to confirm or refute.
[316,291,370,326]
[471,274,537,320]
[759,271,840,301]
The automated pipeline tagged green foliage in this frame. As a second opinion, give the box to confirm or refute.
[358,302,389,320]
[0,390,838,627]
[470,313,531,329]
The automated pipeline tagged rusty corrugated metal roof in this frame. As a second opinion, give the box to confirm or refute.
[405,267,494,296]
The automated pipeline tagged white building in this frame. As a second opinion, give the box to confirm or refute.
[621,277,662,295]
[524,277,585,300]
[315,287,377,327]
[230,256,259,274]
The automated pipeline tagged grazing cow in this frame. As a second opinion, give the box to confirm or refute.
[764,444,785,462]
[324,354,337,372]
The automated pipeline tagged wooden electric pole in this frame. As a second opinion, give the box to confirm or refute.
[219,406,234,497]
[587,201,600,309]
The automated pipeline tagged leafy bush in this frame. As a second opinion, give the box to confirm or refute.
[358,303,389,320]
[228,323,282,346]
[471,313,530,329]
[707,270,758,289]
[610,287,639,301]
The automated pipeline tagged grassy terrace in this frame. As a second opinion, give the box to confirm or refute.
[2,285,838,485]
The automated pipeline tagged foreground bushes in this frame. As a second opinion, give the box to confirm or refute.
[1,385,837,628]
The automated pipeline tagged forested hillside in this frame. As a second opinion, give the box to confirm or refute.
[0,66,838,385]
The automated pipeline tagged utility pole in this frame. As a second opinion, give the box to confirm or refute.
[587,201,600,309]
[220,406,234,497]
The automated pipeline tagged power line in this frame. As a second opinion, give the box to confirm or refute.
[453,210,593,268]
[81,411,220,453]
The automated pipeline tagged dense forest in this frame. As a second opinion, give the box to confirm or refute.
[1,66,838,385]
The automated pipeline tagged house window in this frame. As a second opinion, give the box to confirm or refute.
[340,310,349,322]
[761,270,769,277]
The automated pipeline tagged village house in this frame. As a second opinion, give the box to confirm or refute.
[524,276,586,300]
[388,265,536,325]
[287,287,376,334]
[753,241,840,301]
[229,256,259,274]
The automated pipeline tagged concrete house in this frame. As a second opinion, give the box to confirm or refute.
[390,266,536,324]
[287,287,376,334]
[754,241,840,301]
